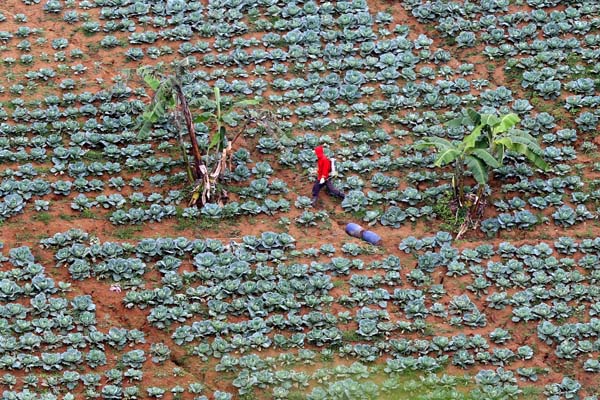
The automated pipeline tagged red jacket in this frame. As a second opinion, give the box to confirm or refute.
[315,146,331,181]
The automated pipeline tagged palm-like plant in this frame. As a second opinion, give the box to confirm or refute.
[417,108,548,237]
[416,135,499,206]
[452,109,548,175]
[138,61,196,175]
[187,87,263,206]
[138,59,278,207]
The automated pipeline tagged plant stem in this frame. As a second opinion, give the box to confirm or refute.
[173,117,194,184]
[173,79,203,181]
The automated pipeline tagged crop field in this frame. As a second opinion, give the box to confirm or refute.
[1,0,600,399]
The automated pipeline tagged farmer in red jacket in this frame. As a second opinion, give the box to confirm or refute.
[312,146,345,206]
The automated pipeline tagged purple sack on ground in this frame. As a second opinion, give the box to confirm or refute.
[361,230,382,245]
[345,223,381,245]
[345,223,364,238]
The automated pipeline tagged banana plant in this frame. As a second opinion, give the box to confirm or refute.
[417,108,548,237]
[451,109,548,172]
[137,60,203,187]
[137,60,276,207]
[415,134,499,206]
[189,87,261,206]
[419,109,548,200]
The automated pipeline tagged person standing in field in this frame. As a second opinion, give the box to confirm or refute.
[312,145,345,207]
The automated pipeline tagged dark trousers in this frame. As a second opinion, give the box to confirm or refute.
[312,179,344,200]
